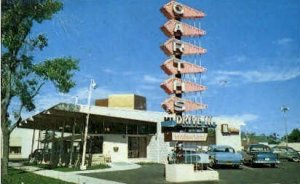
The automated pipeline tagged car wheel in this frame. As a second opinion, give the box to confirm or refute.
[271,163,276,168]
[292,158,299,162]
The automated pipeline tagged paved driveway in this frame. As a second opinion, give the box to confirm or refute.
[83,161,300,184]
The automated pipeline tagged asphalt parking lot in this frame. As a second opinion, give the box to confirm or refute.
[83,161,300,184]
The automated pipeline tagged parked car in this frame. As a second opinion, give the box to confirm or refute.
[29,149,51,163]
[272,146,300,162]
[242,144,280,167]
[208,145,243,168]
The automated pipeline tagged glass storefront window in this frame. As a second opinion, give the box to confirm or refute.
[127,124,138,134]
[87,136,103,154]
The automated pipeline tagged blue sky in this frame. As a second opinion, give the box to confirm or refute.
[17,0,300,135]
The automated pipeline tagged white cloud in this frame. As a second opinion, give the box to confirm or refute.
[219,113,259,125]
[30,85,122,114]
[210,68,300,86]
[225,55,247,64]
[102,68,133,76]
[139,84,157,90]
[143,74,162,83]
[273,38,293,45]
[122,71,133,76]
[102,68,115,74]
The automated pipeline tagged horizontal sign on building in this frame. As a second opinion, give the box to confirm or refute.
[163,115,216,128]
[172,132,208,141]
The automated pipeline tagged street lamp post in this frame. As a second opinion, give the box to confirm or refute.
[80,79,96,170]
[281,105,289,147]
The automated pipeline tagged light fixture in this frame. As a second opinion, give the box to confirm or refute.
[43,110,51,115]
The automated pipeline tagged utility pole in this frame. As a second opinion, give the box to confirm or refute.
[281,105,289,147]
[80,79,96,170]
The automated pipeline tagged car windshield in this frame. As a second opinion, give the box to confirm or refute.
[287,148,296,152]
[250,145,270,152]
[213,147,235,153]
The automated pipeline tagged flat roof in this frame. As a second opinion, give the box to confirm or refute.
[19,103,245,132]
[19,103,166,132]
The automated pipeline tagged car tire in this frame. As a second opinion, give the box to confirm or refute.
[292,158,299,162]
[271,163,276,168]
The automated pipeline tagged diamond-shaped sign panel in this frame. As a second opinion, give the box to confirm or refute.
[161,58,206,75]
[161,96,207,114]
[161,19,206,37]
[161,1,205,19]
[161,77,207,95]
[161,38,206,56]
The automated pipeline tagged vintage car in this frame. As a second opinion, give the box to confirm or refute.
[29,149,51,163]
[242,144,280,167]
[208,145,243,168]
[272,146,300,162]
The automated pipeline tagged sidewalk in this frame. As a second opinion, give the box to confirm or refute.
[10,162,141,184]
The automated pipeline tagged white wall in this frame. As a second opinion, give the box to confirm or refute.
[103,134,128,162]
[146,116,171,163]
[9,128,39,159]
[214,117,243,151]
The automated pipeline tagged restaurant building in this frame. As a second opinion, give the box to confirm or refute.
[11,94,244,164]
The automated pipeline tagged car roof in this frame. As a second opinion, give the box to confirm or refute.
[248,144,269,147]
[273,146,295,149]
[210,145,234,149]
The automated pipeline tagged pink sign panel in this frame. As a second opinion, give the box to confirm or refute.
[161,96,207,114]
[161,58,206,75]
[161,1,205,19]
[161,19,206,37]
[161,38,206,56]
[160,77,207,95]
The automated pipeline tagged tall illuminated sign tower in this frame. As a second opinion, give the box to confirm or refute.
[160,1,207,119]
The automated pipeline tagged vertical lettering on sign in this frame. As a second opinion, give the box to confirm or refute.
[174,99,185,112]
[174,23,184,36]
[173,3,184,16]
[173,80,185,93]
[173,41,184,55]
[173,58,183,72]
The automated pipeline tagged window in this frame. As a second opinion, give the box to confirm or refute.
[87,136,103,154]
[250,145,270,152]
[213,147,235,153]
[9,146,21,154]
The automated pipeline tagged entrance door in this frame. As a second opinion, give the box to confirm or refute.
[128,137,147,158]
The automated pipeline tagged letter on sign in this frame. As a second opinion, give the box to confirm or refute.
[174,100,185,112]
[173,3,184,16]
[173,59,183,72]
[173,80,185,93]
[174,23,184,35]
[173,41,184,55]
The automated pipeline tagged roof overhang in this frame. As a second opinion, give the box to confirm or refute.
[19,103,166,132]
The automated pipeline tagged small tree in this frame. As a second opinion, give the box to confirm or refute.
[1,0,79,177]
[288,128,300,143]
[267,133,280,144]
